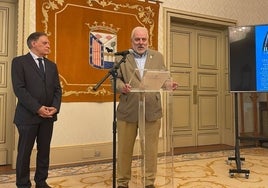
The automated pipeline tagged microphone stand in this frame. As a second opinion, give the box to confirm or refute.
[93,55,127,188]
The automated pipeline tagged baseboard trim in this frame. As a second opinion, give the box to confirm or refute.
[30,138,170,167]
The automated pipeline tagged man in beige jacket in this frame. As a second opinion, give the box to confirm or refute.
[114,26,177,188]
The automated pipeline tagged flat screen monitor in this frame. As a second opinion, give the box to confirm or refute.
[229,24,268,92]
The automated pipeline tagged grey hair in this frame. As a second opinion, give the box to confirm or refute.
[26,32,48,49]
[131,26,149,39]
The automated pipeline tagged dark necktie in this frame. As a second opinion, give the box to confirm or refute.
[37,58,45,76]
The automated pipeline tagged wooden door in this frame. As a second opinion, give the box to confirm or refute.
[169,23,231,147]
[0,1,16,165]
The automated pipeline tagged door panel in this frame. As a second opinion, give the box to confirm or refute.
[171,31,192,66]
[198,95,218,130]
[170,24,224,147]
[198,33,218,69]
[170,26,195,147]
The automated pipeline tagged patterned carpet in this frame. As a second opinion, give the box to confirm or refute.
[1,147,268,188]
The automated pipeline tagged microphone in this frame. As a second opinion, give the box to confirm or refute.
[114,49,133,56]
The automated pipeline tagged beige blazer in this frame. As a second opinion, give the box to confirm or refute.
[115,49,166,123]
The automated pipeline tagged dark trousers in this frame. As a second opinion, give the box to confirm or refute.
[16,121,53,188]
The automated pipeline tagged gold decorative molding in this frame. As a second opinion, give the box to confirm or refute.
[85,22,120,33]
[85,0,157,47]
[59,75,113,97]
[39,0,65,36]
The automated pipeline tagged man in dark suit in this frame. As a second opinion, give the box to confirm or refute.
[114,27,177,188]
[11,32,62,188]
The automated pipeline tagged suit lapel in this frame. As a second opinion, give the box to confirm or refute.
[144,50,153,69]
[26,53,46,80]
[26,53,38,71]
[127,50,155,81]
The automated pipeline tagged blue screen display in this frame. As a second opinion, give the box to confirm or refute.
[256,25,268,91]
[229,24,268,92]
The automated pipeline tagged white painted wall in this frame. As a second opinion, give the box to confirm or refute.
[53,102,115,145]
